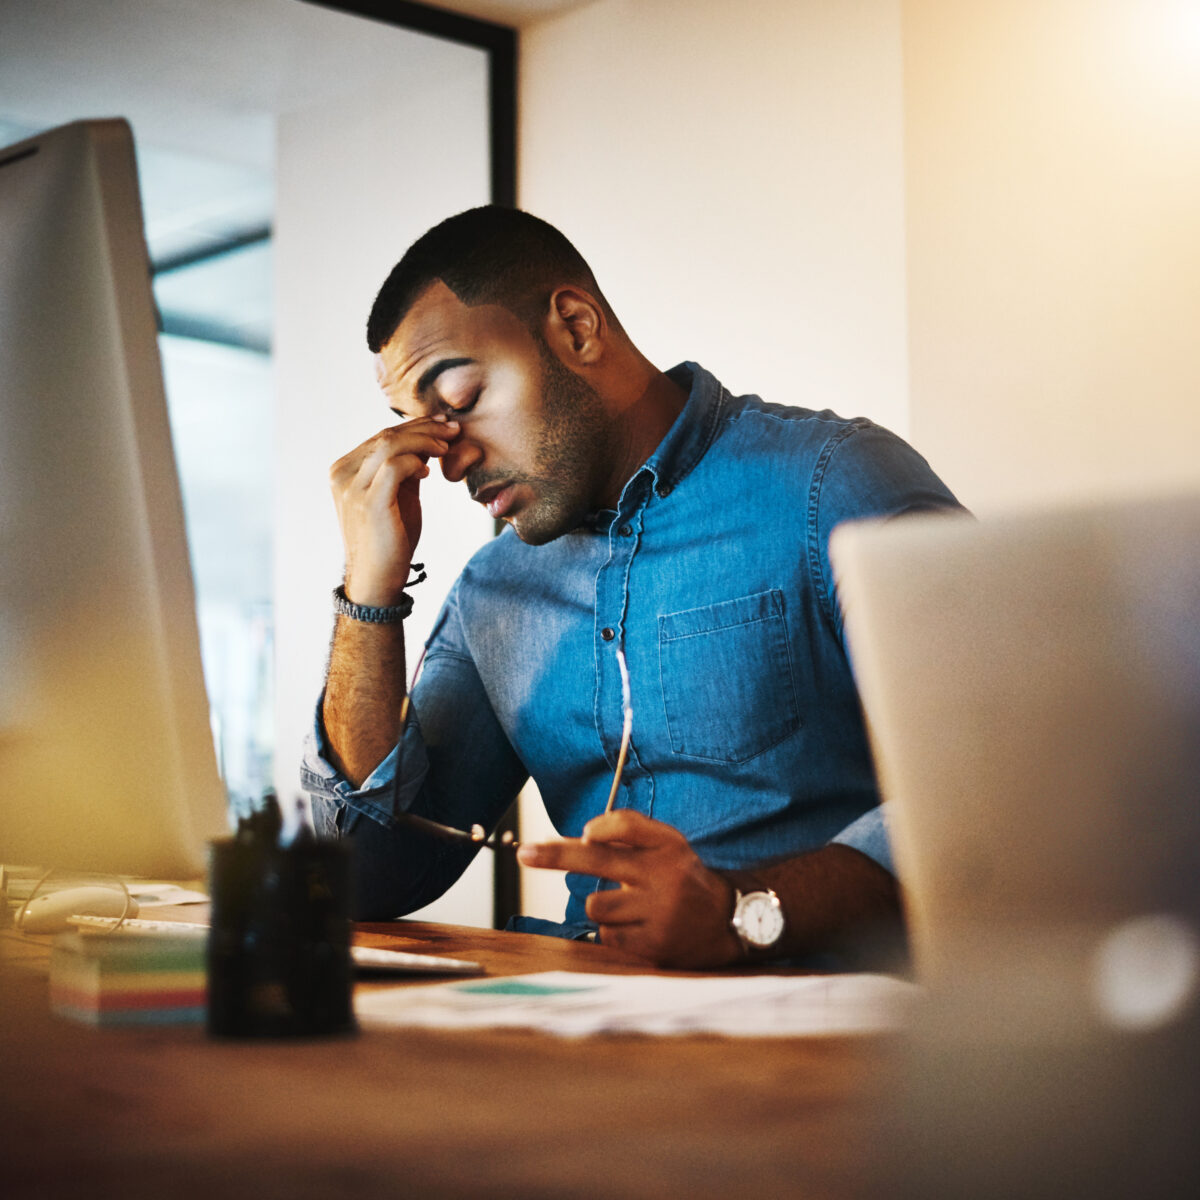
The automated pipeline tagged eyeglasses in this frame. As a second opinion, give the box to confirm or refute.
[388,642,634,850]
[604,644,633,813]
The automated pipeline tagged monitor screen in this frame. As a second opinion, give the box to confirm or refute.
[0,119,229,878]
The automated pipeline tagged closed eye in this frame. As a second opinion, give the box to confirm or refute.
[440,389,480,417]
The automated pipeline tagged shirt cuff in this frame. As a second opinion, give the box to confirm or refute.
[300,695,429,833]
[829,804,894,876]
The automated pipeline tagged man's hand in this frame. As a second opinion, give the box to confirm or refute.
[329,416,459,606]
[518,810,743,968]
[323,415,460,786]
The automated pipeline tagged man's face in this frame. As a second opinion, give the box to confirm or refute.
[376,280,615,545]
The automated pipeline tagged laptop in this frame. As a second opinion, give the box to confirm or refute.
[829,493,1200,1198]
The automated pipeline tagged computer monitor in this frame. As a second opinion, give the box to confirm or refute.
[0,119,229,878]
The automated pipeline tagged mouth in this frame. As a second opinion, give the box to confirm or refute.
[471,481,519,520]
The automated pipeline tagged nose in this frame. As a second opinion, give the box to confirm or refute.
[439,432,483,485]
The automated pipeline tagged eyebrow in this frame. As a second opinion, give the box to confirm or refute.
[416,356,475,398]
[389,356,477,419]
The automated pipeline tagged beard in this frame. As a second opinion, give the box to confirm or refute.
[468,341,617,546]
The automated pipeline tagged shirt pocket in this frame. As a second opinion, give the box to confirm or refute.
[658,588,801,763]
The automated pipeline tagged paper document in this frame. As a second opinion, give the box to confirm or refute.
[126,883,209,907]
[354,970,919,1037]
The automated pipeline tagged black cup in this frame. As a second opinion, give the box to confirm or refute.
[206,837,356,1038]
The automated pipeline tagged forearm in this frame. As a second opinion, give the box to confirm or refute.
[310,629,531,919]
[323,414,459,786]
[322,615,408,788]
[718,843,904,964]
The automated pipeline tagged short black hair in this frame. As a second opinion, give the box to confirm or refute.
[366,206,608,353]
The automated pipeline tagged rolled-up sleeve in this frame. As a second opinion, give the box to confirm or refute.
[300,582,528,919]
[829,804,893,875]
[301,699,428,840]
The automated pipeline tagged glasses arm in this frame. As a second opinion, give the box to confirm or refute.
[604,645,633,814]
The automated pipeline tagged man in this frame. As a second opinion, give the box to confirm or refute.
[302,206,961,968]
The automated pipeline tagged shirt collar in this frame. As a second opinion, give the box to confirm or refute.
[580,362,727,529]
[580,508,617,534]
[639,362,727,498]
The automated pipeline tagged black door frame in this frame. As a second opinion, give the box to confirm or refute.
[306,1,516,208]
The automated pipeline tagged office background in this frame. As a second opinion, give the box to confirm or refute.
[3,0,1197,927]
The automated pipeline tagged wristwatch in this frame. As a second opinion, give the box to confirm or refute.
[730,888,785,954]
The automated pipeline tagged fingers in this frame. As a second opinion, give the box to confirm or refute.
[585,885,642,926]
[517,837,647,887]
[593,924,649,958]
[361,452,432,500]
[517,814,687,884]
[581,809,687,850]
[330,419,462,606]
[520,812,740,967]
[331,421,459,494]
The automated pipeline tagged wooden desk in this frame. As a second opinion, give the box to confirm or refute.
[1,917,893,1199]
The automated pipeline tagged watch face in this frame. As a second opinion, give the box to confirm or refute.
[737,892,784,948]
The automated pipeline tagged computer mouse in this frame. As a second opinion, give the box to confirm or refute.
[15,886,140,934]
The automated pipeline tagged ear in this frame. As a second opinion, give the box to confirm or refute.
[544,287,606,365]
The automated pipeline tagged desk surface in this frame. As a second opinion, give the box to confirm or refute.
[1,914,892,1199]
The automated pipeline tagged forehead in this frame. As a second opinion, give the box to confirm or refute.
[374,280,531,407]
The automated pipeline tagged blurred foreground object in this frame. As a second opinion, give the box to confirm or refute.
[207,794,355,1038]
[833,493,1200,1197]
[0,119,226,877]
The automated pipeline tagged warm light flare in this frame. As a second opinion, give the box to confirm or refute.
[1091,913,1200,1031]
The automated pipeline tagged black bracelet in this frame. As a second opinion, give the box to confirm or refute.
[332,584,413,624]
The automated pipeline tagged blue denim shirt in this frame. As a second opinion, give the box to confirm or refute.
[303,363,960,931]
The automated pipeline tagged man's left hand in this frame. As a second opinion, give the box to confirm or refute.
[517,810,743,968]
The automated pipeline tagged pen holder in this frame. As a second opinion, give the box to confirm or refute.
[206,837,356,1038]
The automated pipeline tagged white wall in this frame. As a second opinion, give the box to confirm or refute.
[520,0,910,431]
[273,40,496,925]
[519,0,1200,521]
[903,0,1200,514]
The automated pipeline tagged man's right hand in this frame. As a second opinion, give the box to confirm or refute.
[329,417,459,605]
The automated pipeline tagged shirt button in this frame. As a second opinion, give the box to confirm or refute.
[600,627,616,642]
[656,484,672,498]
[618,524,632,537]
